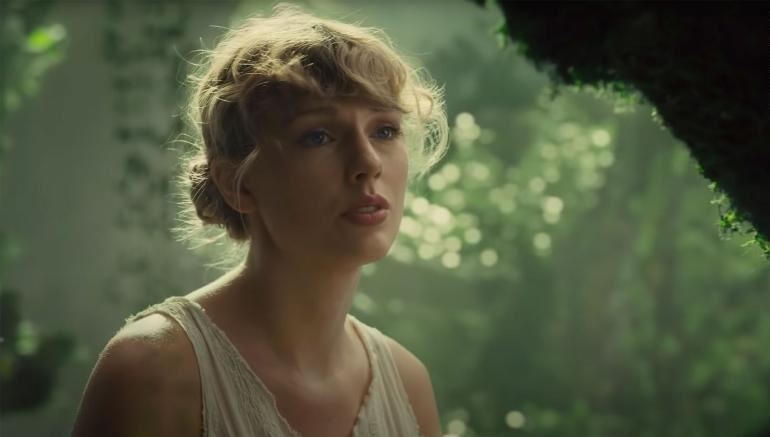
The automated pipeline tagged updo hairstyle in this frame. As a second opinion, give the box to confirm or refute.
[175,4,449,249]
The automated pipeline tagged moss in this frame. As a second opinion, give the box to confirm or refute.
[490,1,769,257]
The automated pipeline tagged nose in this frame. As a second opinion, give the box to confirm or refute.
[346,130,383,185]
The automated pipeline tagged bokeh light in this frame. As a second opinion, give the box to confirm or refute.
[505,410,526,429]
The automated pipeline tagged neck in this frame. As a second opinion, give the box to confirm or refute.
[218,248,363,381]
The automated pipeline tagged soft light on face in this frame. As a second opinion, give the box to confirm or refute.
[243,96,409,270]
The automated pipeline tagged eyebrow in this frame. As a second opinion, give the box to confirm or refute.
[286,105,401,123]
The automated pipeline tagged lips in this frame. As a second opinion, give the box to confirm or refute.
[342,193,390,226]
[344,193,390,214]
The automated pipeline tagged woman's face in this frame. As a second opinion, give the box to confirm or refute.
[243,95,409,269]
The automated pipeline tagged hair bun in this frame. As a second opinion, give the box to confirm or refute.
[188,160,227,225]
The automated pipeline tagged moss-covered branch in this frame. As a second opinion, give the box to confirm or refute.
[485,1,769,256]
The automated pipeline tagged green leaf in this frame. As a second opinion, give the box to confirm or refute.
[25,24,66,53]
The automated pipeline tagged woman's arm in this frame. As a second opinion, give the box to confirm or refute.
[386,337,442,437]
[71,314,201,437]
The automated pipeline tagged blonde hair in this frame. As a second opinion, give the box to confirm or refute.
[173,4,448,253]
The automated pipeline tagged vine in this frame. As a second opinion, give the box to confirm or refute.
[101,0,192,307]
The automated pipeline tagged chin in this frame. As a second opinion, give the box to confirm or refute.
[359,244,392,265]
[350,234,394,266]
[361,250,390,265]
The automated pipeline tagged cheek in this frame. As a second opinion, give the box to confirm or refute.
[393,147,409,193]
[386,149,409,220]
[257,159,340,224]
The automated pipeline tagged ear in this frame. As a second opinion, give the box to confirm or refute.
[209,158,258,214]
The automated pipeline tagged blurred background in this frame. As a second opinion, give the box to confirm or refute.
[2,1,769,436]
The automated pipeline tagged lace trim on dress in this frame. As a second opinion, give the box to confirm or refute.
[367,326,425,437]
[124,296,423,437]
[181,296,377,437]
[348,315,378,436]
[181,297,298,437]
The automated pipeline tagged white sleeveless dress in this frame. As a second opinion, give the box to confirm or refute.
[125,296,423,437]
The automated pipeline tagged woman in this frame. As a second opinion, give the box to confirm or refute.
[72,4,448,437]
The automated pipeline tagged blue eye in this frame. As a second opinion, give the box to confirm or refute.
[375,126,401,140]
[301,129,332,147]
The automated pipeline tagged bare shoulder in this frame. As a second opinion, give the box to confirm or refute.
[71,313,202,437]
[384,335,442,437]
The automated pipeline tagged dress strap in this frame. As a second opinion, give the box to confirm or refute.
[132,296,305,437]
[348,316,423,437]
[123,296,215,435]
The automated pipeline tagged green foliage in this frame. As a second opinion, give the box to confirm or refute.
[6,1,768,435]
[0,0,66,121]
[0,0,73,415]
[369,96,770,436]
[358,29,770,434]
[394,98,617,277]
[101,0,194,309]
[0,290,74,415]
[489,1,770,258]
